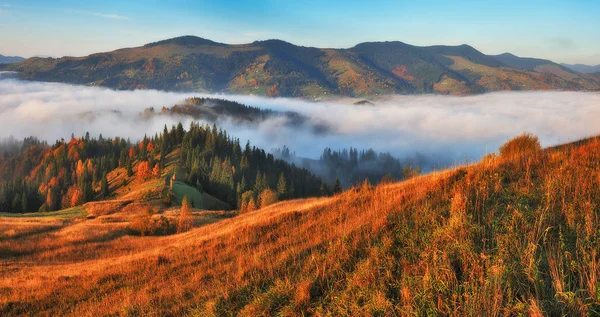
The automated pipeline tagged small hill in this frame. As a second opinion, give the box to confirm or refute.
[0,54,25,64]
[352,99,375,106]
[2,134,600,315]
[3,36,598,96]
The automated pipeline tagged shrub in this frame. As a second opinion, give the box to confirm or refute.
[129,207,175,236]
[259,188,278,208]
[499,133,541,160]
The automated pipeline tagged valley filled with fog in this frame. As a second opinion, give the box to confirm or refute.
[1,74,600,170]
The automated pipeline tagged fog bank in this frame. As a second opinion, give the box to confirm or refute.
[1,75,599,168]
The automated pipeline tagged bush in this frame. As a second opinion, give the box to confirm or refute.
[499,133,541,160]
[129,207,175,236]
[259,188,278,208]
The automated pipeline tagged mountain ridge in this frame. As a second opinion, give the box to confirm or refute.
[0,54,25,64]
[2,35,599,97]
[561,63,600,74]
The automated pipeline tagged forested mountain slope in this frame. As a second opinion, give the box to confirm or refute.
[3,36,598,97]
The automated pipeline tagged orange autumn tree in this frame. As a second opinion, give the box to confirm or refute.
[137,161,151,180]
[70,187,84,207]
[177,196,193,233]
[146,141,155,153]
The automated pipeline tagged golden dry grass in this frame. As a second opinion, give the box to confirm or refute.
[1,136,600,316]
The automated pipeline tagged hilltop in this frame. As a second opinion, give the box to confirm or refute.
[2,36,599,97]
[1,132,600,315]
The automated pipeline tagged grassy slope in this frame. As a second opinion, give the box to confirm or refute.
[2,136,600,315]
[172,181,230,211]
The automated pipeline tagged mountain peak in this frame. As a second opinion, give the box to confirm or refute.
[144,35,225,48]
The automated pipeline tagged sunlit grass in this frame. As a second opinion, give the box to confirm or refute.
[2,135,600,315]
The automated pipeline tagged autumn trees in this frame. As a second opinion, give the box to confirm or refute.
[0,119,324,214]
[0,135,129,213]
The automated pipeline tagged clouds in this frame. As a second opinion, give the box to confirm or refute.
[92,13,129,20]
[67,9,129,20]
[1,76,600,169]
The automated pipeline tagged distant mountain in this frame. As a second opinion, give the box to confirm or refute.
[0,54,25,64]
[2,36,599,96]
[491,53,555,70]
[560,63,600,74]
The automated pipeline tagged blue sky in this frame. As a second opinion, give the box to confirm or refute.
[0,0,598,64]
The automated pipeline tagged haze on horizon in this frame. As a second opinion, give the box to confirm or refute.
[0,0,599,65]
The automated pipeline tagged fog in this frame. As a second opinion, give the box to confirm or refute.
[1,74,600,169]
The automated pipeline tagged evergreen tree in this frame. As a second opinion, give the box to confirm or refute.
[101,172,109,197]
[333,176,342,195]
[126,159,133,177]
[277,173,287,198]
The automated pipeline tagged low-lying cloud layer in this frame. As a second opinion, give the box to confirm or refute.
[1,75,600,169]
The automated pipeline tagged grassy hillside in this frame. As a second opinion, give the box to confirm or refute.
[2,134,600,315]
[3,36,598,97]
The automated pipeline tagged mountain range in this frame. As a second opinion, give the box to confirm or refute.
[0,54,25,64]
[2,36,599,97]
[561,63,600,74]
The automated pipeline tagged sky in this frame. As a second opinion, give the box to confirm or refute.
[0,0,598,64]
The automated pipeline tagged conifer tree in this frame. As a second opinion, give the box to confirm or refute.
[333,176,342,195]
[277,173,287,198]
[100,172,109,197]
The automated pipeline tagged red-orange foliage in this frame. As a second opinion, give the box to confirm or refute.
[152,164,161,177]
[70,187,84,207]
[146,142,155,153]
[267,84,280,97]
[128,147,136,158]
[67,142,81,161]
[137,161,151,180]
[392,65,415,81]
[75,160,85,178]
